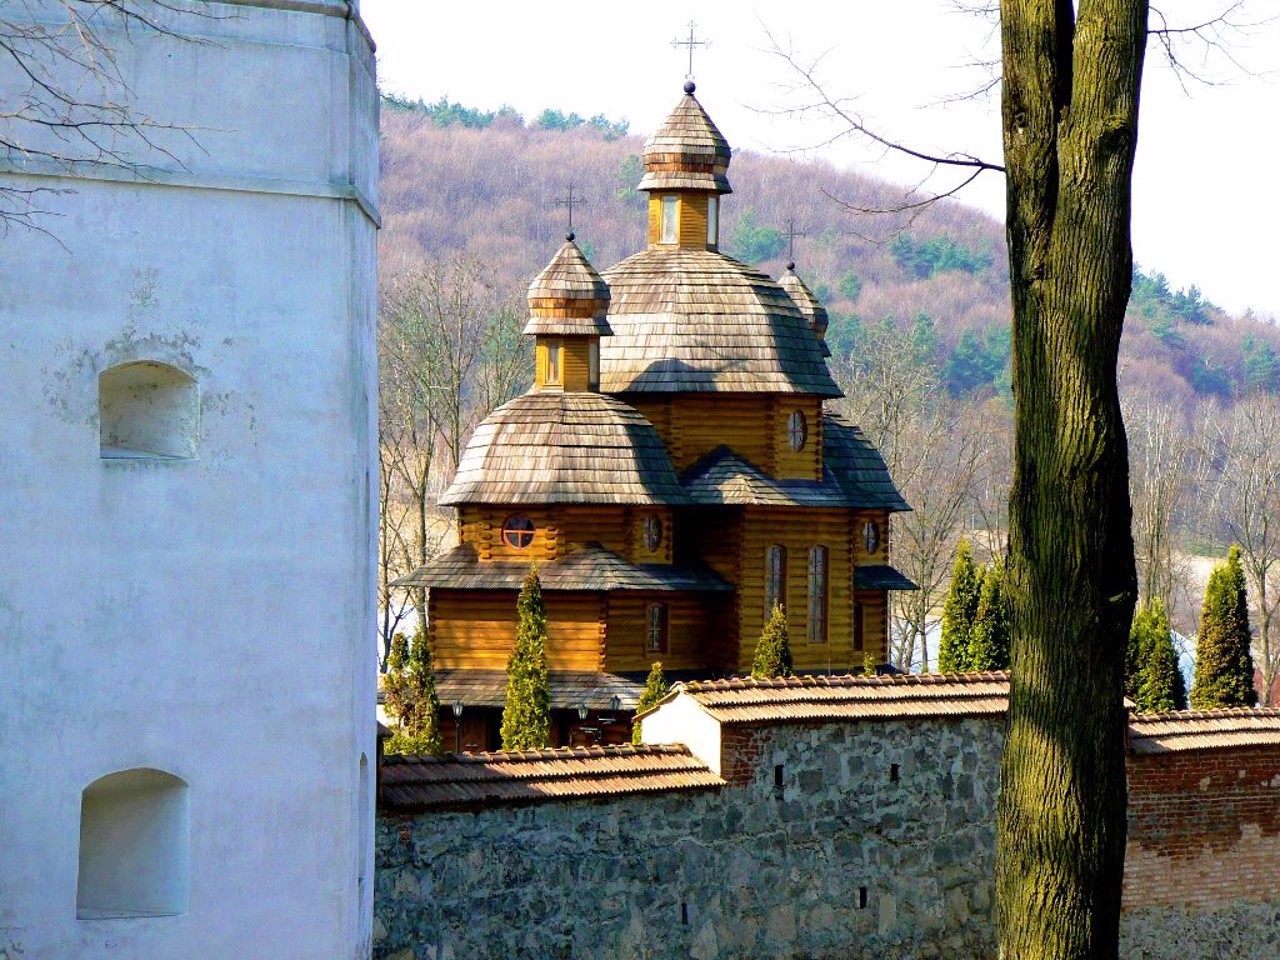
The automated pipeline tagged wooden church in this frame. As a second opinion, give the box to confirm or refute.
[398,81,913,750]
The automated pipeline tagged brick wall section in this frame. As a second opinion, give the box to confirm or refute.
[1124,744,1280,909]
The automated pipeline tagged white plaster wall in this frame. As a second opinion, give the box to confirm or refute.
[0,3,378,958]
[640,693,725,774]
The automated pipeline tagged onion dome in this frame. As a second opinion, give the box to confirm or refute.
[637,82,732,195]
[523,233,612,338]
[439,393,688,506]
[779,263,832,358]
[599,249,841,396]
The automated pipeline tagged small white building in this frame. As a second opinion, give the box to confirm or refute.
[0,2,378,957]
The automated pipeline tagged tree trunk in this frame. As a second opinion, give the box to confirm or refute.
[997,2,1145,958]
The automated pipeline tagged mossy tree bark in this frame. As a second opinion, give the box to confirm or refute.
[996,2,1145,957]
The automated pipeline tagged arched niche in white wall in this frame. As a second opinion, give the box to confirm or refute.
[76,768,190,919]
[99,361,199,460]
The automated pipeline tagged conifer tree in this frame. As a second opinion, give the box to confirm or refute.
[631,660,669,745]
[501,567,551,750]
[1135,601,1187,713]
[969,561,1011,671]
[382,627,443,755]
[938,540,982,672]
[751,603,793,679]
[1191,546,1258,709]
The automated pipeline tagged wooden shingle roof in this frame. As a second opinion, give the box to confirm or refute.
[823,416,913,511]
[431,669,646,711]
[1128,708,1280,754]
[524,235,612,338]
[637,84,732,194]
[599,249,842,396]
[779,264,831,358]
[394,542,733,594]
[439,392,688,506]
[380,744,723,812]
[648,672,1011,725]
[677,416,910,512]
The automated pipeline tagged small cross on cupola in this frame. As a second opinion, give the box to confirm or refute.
[524,230,612,393]
[778,222,831,358]
[637,27,731,252]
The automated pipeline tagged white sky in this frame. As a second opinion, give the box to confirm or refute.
[360,1,1280,320]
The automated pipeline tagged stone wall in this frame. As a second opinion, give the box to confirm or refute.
[375,717,1005,959]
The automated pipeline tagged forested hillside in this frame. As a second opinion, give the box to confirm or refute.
[377,98,1280,696]
[379,98,1279,405]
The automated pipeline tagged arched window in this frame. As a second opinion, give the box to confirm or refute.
[863,520,881,556]
[646,603,668,654]
[99,361,198,460]
[807,546,828,644]
[765,544,787,617]
[501,516,535,549]
[787,410,807,452]
[77,769,189,919]
[643,514,663,553]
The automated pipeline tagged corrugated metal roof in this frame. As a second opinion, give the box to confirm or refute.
[394,542,732,594]
[379,743,723,811]
[1128,708,1280,754]
[662,672,1011,725]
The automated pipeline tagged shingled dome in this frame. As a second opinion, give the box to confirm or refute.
[440,392,688,506]
[599,249,842,396]
[523,235,612,338]
[637,85,732,195]
[779,264,831,358]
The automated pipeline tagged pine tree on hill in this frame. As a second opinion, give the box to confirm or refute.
[752,603,793,679]
[631,660,669,745]
[501,567,552,750]
[939,540,982,672]
[382,627,444,756]
[1190,546,1258,709]
[969,561,1011,671]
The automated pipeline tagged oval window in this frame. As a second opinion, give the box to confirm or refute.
[863,520,880,555]
[643,514,663,552]
[787,410,808,452]
[502,516,535,549]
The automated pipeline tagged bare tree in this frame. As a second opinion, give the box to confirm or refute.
[834,318,991,671]
[1,0,204,231]
[376,253,531,665]
[1206,394,1280,703]
[1123,396,1193,612]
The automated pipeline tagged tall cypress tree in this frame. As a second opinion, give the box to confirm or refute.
[501,568,551,750]
[1129,600,1186,712]
[970,561,1011,671]
[1190,546,1258,709]
[939,540,982,672]
[752,603,794,679]
[382,626,443,755]
[632,660,669,745]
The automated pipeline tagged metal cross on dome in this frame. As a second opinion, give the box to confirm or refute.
[554,184,587,237]
[672,21,710,81]
[786,217,808,265]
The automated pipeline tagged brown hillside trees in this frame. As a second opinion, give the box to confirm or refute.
[995,2,1144,958]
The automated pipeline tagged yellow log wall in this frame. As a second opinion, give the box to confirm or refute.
[603,593,733,673]
[430,590,605,672]
[457,505,674,565]
[628,394,823,479]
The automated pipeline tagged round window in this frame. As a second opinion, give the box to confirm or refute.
[787,410,808,452]
[502,516,535,549]
[644,514,663,552]
[863,520,880,555]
